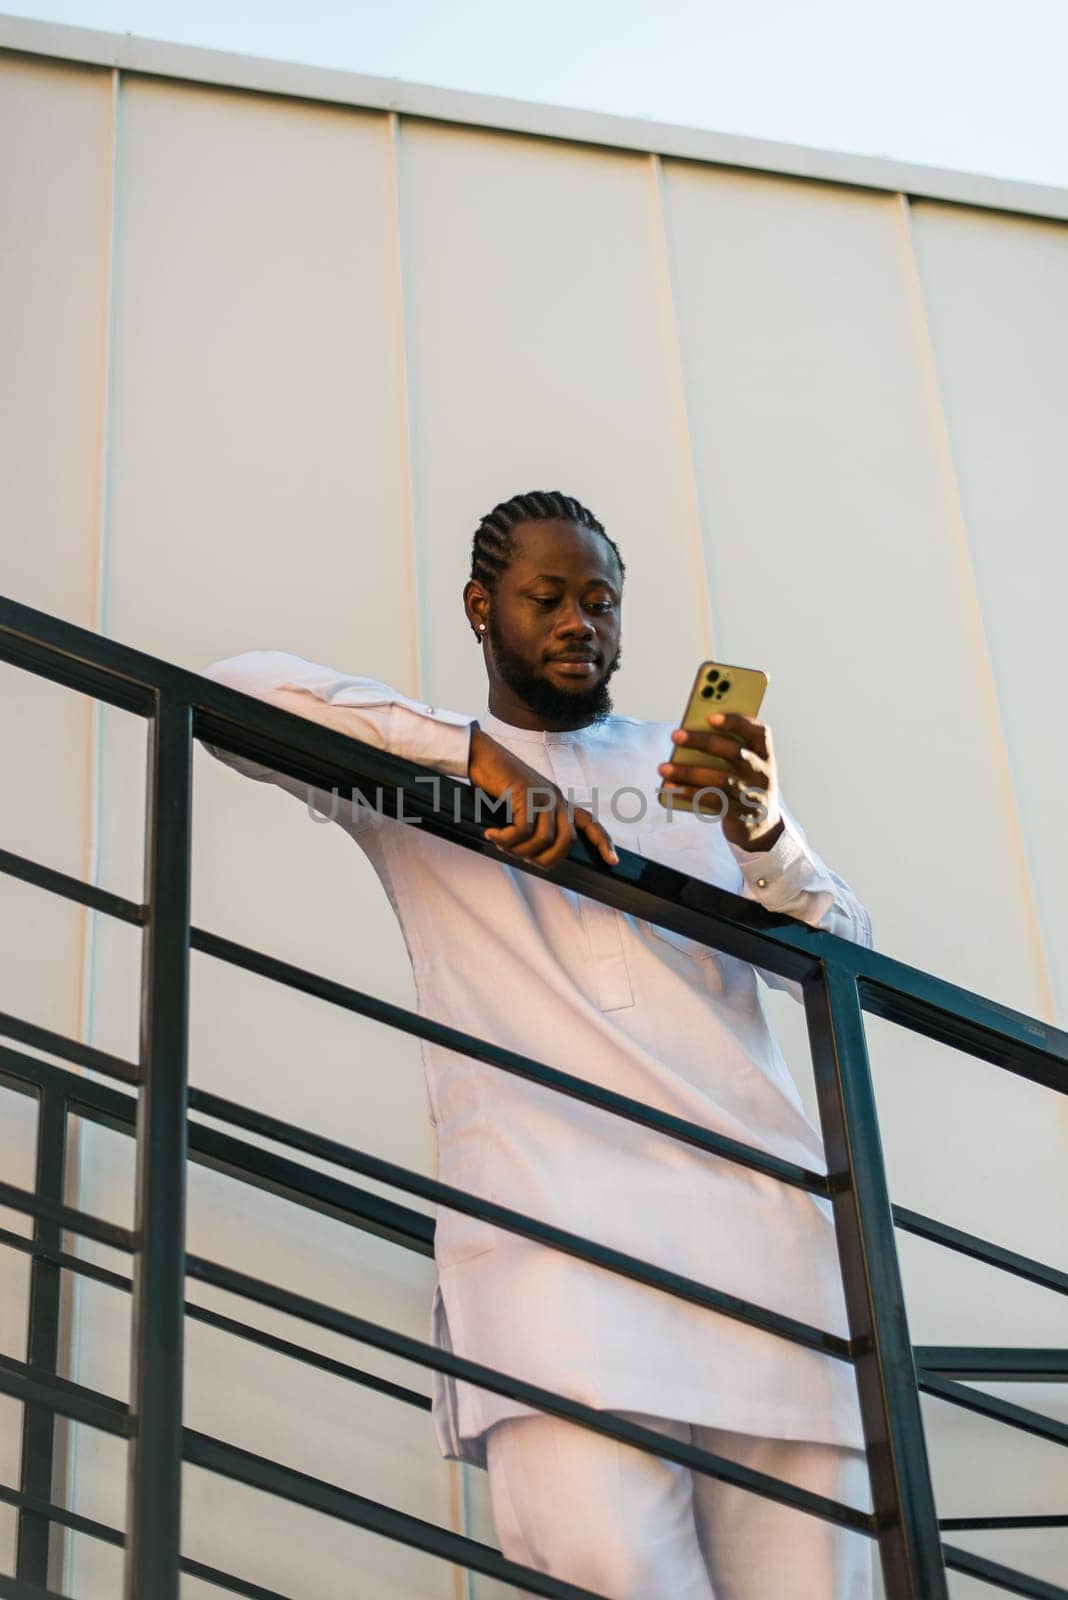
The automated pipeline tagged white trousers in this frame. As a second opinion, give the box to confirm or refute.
[485,1410,876,1600]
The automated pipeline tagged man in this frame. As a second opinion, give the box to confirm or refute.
[202,489,875,1599]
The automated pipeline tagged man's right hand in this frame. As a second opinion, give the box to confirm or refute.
[467,727,618,870]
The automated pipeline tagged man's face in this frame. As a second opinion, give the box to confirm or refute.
[484,518,623,722]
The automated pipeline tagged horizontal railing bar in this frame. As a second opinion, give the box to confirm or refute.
[915,1347,1068,1381]
[0,1041,129,1114]
[893,1206,1068,1296]
[941,1515,1068,1530]
[942,1542,1068,1600]
[0,1479,123,1551]
[192,925,831,1196]
[0,1012,140,1088]
[0,1479,396,1600]
[183,1426,612,1600]
[5,592,1068,1093]
[187,1252,876,1533]
[175,1556,299,1600]
[187,1118,435,1255]
[186,1297,433,1414]
[0,1227,130,1289]
[918,1369,1068,1448]
[0,845,144,926]
[188,1086,855,1359]
[0,1041,437,1258]
[0,1225,432,1414]
[0,1354,130,1438]
[858,973,1068,1097]
[0,1179,135,1253]
[0,1572,67,1600]
[0,598,156,715]
[178,1554,303,1600]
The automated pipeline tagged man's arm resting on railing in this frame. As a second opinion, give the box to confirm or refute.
[198,651,477,830]
[199,651,619,866]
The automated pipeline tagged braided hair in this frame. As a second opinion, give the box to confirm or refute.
[469,490,625,594]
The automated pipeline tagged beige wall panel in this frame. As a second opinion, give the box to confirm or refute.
[68,78,458,1596]
[101,78,418,687]
[659,163,1043,1015]
[396,121,709,722]
[0,54,111,628]
[0,53,111,1008]
[908,201,1068,1021]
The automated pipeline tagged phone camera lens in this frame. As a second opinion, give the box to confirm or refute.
[700,685,714,699]
[707,670,720,682]
[717,680,731,696]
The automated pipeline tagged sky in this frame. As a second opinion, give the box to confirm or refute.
[7,0,1068,190]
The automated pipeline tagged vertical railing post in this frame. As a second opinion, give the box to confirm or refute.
[805,964,947,1600]
[16,1085,67,1586]
[125,695,192,1600]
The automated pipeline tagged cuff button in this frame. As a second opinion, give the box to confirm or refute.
[756,877,768,889]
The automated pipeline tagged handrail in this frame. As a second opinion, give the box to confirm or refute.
[1,589,1065,1600]
[4,590,1065,1080]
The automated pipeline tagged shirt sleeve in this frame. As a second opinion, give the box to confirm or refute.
[198,650,476,831]
[729,802,873,949]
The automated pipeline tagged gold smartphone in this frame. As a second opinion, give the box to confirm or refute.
[657,660,769,812]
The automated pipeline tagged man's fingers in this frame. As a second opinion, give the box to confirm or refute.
[660,762,757,796]
[484,793,618,870]
[484,788,563,861]
[670,730,746,764]
[527,804,579,870]
[490,810,553,858]
[661,781,732,816]
[703,713,769,757]
[574,807,619,865]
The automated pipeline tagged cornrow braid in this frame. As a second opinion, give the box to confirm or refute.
[470,490,625,594]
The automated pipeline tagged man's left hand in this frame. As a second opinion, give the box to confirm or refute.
[657,712,784,851]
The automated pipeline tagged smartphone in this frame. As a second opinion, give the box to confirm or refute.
[657,660,769,812]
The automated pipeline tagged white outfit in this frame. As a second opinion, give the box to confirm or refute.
[486,1410,873,1599]
[200,653,874,1477]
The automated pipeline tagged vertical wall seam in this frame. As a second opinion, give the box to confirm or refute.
[895,193,1057,1025]
[385,110,427,702]
[63,62,121,1593]
[646,153,718,657]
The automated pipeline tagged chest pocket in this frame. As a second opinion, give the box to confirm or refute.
[631,824,739,987]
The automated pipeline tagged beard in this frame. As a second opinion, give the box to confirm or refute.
[486,614,622,724]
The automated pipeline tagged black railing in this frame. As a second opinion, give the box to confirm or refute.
[0,589,1065,1600]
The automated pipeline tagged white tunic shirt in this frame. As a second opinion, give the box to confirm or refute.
[201,652,874,1468]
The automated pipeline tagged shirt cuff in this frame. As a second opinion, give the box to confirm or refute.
[729,812,835,917]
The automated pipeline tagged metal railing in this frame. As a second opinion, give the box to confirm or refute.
[0,590,1065,1600]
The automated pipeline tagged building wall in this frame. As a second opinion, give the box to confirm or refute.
[1,30,1065,1598]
